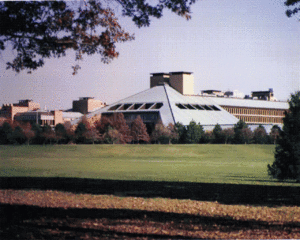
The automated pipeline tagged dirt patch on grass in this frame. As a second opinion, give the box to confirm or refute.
[1,189,300,239]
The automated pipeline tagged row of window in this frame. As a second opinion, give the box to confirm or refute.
[222,106,285,116]
[175,103,221,111]
[108,103,163,111]
[237,115,283,124]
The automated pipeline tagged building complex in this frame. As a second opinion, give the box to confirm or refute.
[1,72,289,133]
[83,72,289,133]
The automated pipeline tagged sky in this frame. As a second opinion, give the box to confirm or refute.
[1,0,300,110]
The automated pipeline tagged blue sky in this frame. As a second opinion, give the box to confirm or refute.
[1,0,300,110]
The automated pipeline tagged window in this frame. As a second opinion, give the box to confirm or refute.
[193,104,204,110]
[151,102,163,109]
[176,103,187,109]
[184,104,196,110]
[108,104,121,111]
[203,105,212,110]
[175,103,221,111]
[210,105,220,111]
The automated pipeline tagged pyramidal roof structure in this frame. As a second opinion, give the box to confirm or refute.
[78,84,239,129]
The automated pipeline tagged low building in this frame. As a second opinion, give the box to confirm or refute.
[0,99,40,121]
[14,110,64,127]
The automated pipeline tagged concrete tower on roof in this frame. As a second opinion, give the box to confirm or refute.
[72,97,106,114]
[150,72,194,95]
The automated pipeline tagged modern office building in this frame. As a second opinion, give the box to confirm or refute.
[82,72,289,133]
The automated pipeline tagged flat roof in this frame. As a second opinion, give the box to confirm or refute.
[150,72,170,76]
[170,71,193,75]
[151,71,193,76]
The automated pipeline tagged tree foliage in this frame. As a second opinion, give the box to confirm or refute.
[212,124,223,144]
[95,113,132,143]
[110,113,132,143]
[151,121,179,144]
[174,122,187,144]
[0,122,13,144]
[269,125,281,145]
[233,120,249,144]
[131,115,150,143]
[9,126,26,145]
[268,92,300,181]
[285,0,300,18]
[253,125,268,144]
[0,0,197,74]
[22,123,35,145]
[222,128,234,144]
[185,120,203,144]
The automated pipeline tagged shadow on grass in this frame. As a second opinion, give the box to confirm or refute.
[1,177,300,206]
[1,204,298,239]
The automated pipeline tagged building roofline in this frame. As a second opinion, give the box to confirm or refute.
[170,71,193,75]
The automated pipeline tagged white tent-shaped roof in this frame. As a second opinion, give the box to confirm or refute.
[79,84,239,129]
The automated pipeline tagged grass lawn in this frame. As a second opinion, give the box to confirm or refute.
[1,144,300,238]
[0,144,291,186]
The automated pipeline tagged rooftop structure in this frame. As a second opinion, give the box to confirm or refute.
[150,72,194,95]
[251,89,276,101]
[72,97,106,114]
[201,90,225,97]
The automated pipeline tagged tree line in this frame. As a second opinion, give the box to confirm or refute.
[0,113,280,145]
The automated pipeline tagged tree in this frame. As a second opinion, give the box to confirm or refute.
[174,122,187,144]
[185,120,203,144]
[151,122,179,144]
[212,124,223,144]
[221,128,234,144]
[167,123,179,144]
[83,127,101,144]
[269,125,281,145]
[8,126,26,145]
[151,121,171,144]
[75,122,87,143]
[253,125,267,144]
[104,126,122,144]
[268,92,300,181]
[131,115,150,143]
[110,113,132,143]
[0,0,196,74]
[55,123,67,144]
[233,120,249,144]
[0,121,13,144]
[285,0,300,18]
[31,123,44,144]
[64,121,76,143]
[42,125,56,144]
[22,122,35,145]
[95,116,113,135]
[201,130,213,144]
[240,128,253,144]
[95,114,132,144]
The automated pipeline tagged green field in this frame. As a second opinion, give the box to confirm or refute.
[1,144,292,186]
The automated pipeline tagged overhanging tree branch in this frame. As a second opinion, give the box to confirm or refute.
[0,0,197,74]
